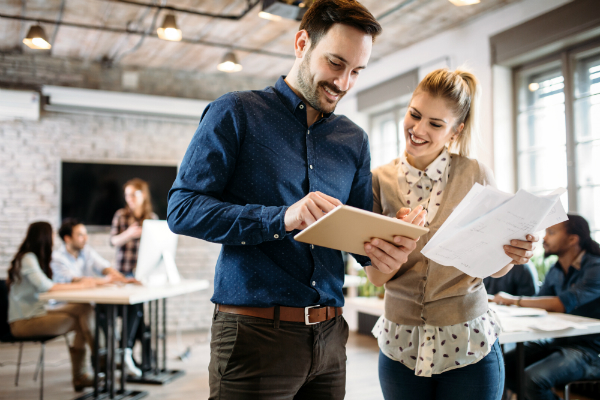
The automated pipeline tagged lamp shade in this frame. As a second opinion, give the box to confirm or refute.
[217,51,243,73]
[448,0,480,5]
[157,14,182,41]
[23,25,51,50]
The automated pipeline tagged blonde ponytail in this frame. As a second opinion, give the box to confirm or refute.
[412,68,481,157]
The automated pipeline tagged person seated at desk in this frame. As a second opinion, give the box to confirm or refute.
[7,221,98,392]
[494,215,600,400]
[51,218,125,284]
[483,263,538,297]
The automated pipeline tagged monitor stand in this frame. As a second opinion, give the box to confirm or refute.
[144,251,181,287]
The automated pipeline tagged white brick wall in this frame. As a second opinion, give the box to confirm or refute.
[0,111,221,332]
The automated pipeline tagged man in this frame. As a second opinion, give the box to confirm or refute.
[494,215,600,400]
[52,218,143,377]
[483,263,538,297]
[168,1,420,398]
[51,218,124,284]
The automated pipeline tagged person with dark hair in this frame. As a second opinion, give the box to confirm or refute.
[495,214,600,400]
[168,1,388,398]
[7,221,98,392]
[109,178,158,378]
[51,218,124,283]
[483,263,538,297]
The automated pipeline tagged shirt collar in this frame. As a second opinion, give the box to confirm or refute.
[399,147,451,187]
[59,243,83,261]
[572,250,586,270]
[274,76,334,123]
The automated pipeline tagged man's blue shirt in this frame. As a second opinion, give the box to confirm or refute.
[539,251,600,351]
[167,76,372,308]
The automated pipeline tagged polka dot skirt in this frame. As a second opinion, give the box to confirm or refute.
[372,309,503,377]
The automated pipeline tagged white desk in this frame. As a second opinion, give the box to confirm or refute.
[39,279,209,305]
[40,279,209,400]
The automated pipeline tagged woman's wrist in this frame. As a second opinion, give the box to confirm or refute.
[516,296,523,307]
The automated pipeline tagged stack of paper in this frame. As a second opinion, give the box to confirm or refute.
[421,184,568,278]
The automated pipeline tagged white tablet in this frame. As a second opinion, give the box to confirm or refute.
[294,205,429,256]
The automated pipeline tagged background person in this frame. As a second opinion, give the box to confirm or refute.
[366,68,538,400]
[109,177,157,377]
[7,221,98,392]
[52,218,125,284]
[494,215,600,400]
[483,263,538,297]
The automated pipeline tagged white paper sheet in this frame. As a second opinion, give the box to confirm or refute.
[421,185,568,278]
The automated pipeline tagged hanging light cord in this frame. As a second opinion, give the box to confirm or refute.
[111,0,163,63]
[49,0,66,50]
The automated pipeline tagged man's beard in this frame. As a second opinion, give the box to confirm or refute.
[297,51,346,114]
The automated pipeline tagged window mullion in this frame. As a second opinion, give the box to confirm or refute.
[561,51,578,213]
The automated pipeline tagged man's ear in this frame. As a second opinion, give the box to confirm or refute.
[567,234,580,248]
[294,30,311,58]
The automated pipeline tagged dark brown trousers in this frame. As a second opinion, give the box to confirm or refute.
[208,309,349,400]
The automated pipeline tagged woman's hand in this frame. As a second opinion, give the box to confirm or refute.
[492,291,518,306]
[125,224,143,240]
[504,234,539,265]
[364,206,427,275]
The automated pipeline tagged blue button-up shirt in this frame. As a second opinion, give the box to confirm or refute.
[539,251,600,351]
[168,76,372,308]
[51,244,111,283]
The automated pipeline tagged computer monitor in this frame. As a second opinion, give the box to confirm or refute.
[135,220,180,286]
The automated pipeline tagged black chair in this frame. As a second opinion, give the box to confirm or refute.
[564,379,600,400]
[0,279,62,400]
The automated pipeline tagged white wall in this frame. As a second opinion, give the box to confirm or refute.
[337,0,572,191]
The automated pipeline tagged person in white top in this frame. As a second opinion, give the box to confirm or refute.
[51,218,124,284]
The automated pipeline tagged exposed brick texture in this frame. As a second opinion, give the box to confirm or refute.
[0,111,221,332]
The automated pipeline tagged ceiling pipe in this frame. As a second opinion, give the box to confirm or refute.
[101,0,261,20]
[0,13,295,59]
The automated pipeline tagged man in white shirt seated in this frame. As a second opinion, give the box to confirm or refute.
[51,218,124,284]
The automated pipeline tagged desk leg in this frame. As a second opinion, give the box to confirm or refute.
[162,298,166,372]
[94,305,100,398]
[153,300,159,374]
[120,305,127,393]
[517,342,525,400]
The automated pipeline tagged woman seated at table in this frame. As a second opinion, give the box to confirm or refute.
[8,221,98,392]
[495,215,600,400]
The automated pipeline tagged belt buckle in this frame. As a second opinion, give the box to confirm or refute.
[305,305,321,325]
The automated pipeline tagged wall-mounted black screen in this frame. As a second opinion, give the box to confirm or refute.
[61,162,177,226]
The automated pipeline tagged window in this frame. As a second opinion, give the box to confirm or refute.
[369,106,407,169]
[515,41,600,240]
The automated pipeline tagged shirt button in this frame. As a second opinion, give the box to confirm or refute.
[274,234,279,239]
[299,104,304,109]
[311,244,314,249]
[423,277,427,281]
[312,281,316,286]
[241,241,246,245]
[427,337,431,340]
[307,130,310,135]
[309,165,313,169]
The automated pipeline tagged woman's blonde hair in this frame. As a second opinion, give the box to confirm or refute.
[123,178,154,220]
[411,68,481,157]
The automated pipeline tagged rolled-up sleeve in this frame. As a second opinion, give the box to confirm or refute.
[167,94,288,246]
[558,261,600,313]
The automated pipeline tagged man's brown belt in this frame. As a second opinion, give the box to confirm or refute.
[217,304,342,325]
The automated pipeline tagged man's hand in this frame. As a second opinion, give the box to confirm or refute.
[284,192,342,232]
[364,206,428,274]
[504,234,539,265]
[493,291,518,306]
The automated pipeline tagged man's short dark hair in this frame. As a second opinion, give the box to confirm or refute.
[299,0,382,49]
[59,218,82,241]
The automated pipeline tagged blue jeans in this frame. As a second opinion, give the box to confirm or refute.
[379,340,505,400]
[504,338,600,400]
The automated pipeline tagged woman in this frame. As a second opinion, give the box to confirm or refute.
[365,69,537,400]
[109,178,157,377]
[8,222,97,392]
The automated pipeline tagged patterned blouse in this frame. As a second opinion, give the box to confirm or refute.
[110,208,158,275]
[372,147,502,377]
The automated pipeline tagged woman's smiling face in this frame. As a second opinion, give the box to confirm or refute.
[403,91,463,170]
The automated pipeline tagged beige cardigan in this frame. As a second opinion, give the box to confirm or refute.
[372,154,496,327]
